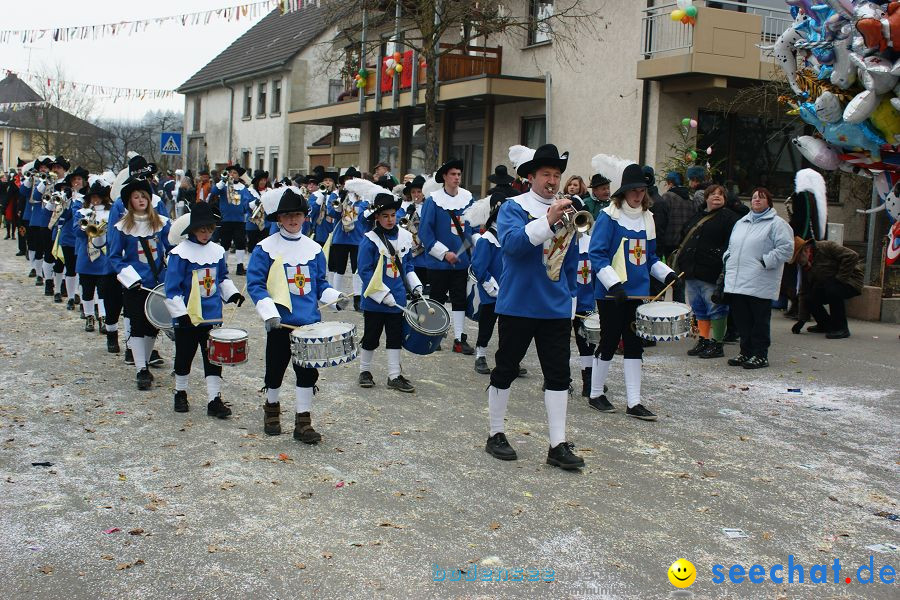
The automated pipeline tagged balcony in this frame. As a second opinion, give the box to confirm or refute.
[637,0,793,88]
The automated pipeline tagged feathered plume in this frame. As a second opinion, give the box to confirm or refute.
[344,178,392,202]
[422,175,441,198]
[463,196,493,227]
[795,168,828,240]
[392,183,407,198]
[591,154,634,197]
[508,145,535,171]
[168,213,192,246]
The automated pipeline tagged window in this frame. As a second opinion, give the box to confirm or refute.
[192,97,201,132]
[256,148,265,172]
[328,79,344,104]
[408,120,426,174]
[528,1,553,46]
[257,82,267,116]
[270,148,279,178]
[376,124,401,175]
[271,79,282,114]
[21,131,32,151]
[522,116,546,148]
[243,85,252,118]
[241,150,251,169]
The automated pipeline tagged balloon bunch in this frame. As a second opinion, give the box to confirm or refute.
[385,52,404,78]
[353,67,368,89]
[670,0,698,26]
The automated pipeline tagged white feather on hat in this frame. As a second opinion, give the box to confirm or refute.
[794,168,828,240]
[463,196,492,227]
[345,178,393,202]
[261,186,291,217]
[392,183,407,197]
[591,154,634,198]
[421,175,441,198]
[168,213,192,245]
[508,145,535,170]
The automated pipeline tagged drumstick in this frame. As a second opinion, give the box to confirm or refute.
[603,295,655,300]
[650,271,685,303]
[140,286,167,297]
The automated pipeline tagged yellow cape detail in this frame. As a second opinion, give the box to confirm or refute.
[267,255,292,309]
[611,237,628,284]
[363,252,388,298]
[187,270,204,324]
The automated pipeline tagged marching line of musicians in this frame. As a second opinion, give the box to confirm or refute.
[10,143,678,471]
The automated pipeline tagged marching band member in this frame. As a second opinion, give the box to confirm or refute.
[244,169,270,253]
[39,156,69,298]
[402,175,428,289]
[55,166,89,309]
[573,221,597,398]
[324,167,369,310]
[108,177,172,391]
[209,163,250,275]
[418,159,476,354]
[467,192,505,374]
[164,203,244,416]
[306,166,335,245]
[588,163,676,421]
[73,175,121,350]
[20,158,49,284]
[108,155,170,226]
[246,186,343,444]
[484,144,584,470]
[357,191,422,392]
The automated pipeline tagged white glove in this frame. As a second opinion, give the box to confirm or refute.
[382,293,397,307]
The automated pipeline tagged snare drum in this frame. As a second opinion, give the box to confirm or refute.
[290,321,358,368]
[207,328,249,366]
[634,301,693,341]
[143,283,175,340]
[402,298,450,355]
[579,312,602,345]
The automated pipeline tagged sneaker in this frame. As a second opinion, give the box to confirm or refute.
[173,390,189,413]
[358,371,375,388]
[98,317,107,334]
[207,395,232,419]
[106,332,120,354]
[66,298,76,311]
[35,275,43,286]
[45,281,54,296]
[485,432,517,461]
[28,268,36,278]
[742,356,769,370]
[687,337,709,356]
[53,292,62,303]
[699,341,724,359]
[293,412,321,444]
[580,367,592,398]
[546,442,585,470]
[387,374,415,393]
[236,264,246,276]
[124,348,135,365]
[826,328,850,339]
[453,334,475,355]
[626,403,658,421]
[727,354,749,367]
[136,368,153,391]
[148,350,164,368]
[474,357,491,374]
[263,402,282,436]
[588,394,616,413]
[73,294,80,305]
[84,315,95,333]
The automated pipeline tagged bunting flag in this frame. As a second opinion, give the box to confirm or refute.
[0,101,50,112]
[611,237,628,284]
[3,68,175,101]
[267,255,292,310]
[363,253,388,299]
[187,271,204,325]
[0,1,317,44]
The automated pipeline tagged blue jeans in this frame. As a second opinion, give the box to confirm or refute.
[685,279,729,321]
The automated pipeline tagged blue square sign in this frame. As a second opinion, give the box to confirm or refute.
[160,132,182,155]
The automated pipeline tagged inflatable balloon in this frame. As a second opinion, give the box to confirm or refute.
[671,9,685,22]
[792,136,842,170]
[681,117,691,127]
[685,5,698,18]
[689,119,698,128]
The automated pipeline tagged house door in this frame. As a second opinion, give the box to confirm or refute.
[448,114,484,197]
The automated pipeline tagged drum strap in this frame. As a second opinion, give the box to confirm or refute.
[139,237,163,286]
[377,231,413,296]
[448,211,472,258]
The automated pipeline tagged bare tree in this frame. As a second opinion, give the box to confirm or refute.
[318,0,605,172]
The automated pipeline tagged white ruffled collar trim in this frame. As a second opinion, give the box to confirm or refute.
[170,239,225,265]
[511,190,551,219]
[602,203,656,239]
[258,231,321,266]
[430,187,473,210]
[481,230,500,248]
[114,213,169,237]
[364,228,413,257]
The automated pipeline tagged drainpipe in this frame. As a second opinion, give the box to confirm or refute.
[544,71,551,140]
[221,78,235,162]
[638,79,650,166]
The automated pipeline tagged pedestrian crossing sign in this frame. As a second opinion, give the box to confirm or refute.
[160,132,182,155]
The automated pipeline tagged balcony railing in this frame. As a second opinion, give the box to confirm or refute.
[641,0,793,60]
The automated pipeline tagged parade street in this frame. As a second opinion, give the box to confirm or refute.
[0,247,897,599]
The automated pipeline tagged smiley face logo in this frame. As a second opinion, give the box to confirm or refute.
[668,559,696,588]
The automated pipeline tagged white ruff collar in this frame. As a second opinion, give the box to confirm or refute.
[364,228,413,257]
[511,190,551,219]
[578,232,591,253]
[480,230,500,248]
[171,239,225,265]
[247,187,261,200]
[602,204,656,239]
[114,214,169,237]
[430,187,473,210]
[258,232,321,266]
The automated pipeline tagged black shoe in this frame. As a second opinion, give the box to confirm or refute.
[136,368,153,391]
[263,402,282,436]
[485,432,517,461]
[28,268,36,277]
[106,332,120,353]
[641,338,657,347]
[474,357,491,374]
[45,282,55,297]
[742,356,769,369]
[236,263,246,276]
[453,334,475,355]
[807,324,829,333]
[580,367,592,398]
[722,330,739,344]
[207,395,232,419]
[358,371,375,388]
[66,298,76,311]
[699,341,724,359]
[727,354,749,367]
[826,328,850,339]
[73,294,80,305]
[148,350,164,368]
[84,315,95,332]
[626,403,658,421]
[588,394,616,413]
[173,390,189,412]
[784,302,799,320]
[124,348,135,365]
[35,275,43,286]
[546,442,585,470]
[98,317,107,334]
[353,295,361,312]
[53,293,62,303]
[687,337,709,356]
[16,251,26,256]
[293,412,321,444]
[387,374,415,393]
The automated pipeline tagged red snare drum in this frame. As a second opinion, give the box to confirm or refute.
[207,328,249,366]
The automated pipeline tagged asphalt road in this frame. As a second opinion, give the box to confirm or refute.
[0,243,897,599]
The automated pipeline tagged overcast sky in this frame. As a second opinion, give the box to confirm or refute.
[1,0,267,122]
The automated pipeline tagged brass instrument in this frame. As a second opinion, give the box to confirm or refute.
[399,205,423,257]
[340,193,356,233]
[249,201,266,229]
[226,177,242,205]
[79,208,108,239]
[544,190,593,281]
[330,199,342,211]
[47,190,70,228]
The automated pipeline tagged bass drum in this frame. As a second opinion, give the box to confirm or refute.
[402,298,450,355]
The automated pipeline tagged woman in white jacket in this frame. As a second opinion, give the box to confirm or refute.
[721,187,794,369]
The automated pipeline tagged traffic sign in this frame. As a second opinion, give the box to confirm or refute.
[160,132,182,155]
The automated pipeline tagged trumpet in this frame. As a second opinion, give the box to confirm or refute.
[249,201,266,229]
[550,190,593,234]
[85,220,107,239]
[330,199,342,211]
[226,178,242,205]
[78,209,95,230]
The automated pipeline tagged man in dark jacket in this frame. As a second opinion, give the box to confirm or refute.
[790,238,863,339]
[486,165,516,202]
[582,172,611,220]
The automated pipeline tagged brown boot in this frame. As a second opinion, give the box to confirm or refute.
[263,402,281,436]
[293,411,321,444]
